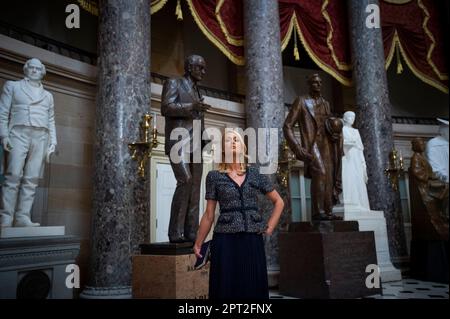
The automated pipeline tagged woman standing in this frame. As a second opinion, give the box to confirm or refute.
[194,130,284,299]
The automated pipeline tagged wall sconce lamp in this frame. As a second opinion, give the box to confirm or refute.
[384,148,404,192]
[128,113,158,178]
[277,140,297,188]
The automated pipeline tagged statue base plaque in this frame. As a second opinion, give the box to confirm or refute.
[279,221,381,299]
[132,242,209,299]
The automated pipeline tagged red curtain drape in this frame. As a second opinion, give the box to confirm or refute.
[185,0,448,93]
[278,0,352,85]
[77,0,448,92]
[187,0,244,65]
[381,0,448,93]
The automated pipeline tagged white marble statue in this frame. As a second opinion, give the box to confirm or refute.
[0,58,57,227]
[341,111,370,211]
[340,111,401,282]
[426,118,449,183]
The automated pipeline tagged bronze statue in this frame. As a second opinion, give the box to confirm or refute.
[409,137,448,240]
[161,55,211,243]
[283,74,343,221]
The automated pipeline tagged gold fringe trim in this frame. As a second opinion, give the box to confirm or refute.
[397,36,448,93]
[387,32,448,93]
[151,0,169,15]
[185,0,245,65]
[293,26,300,61]
[280,12,351,85]
[417,0,448,80]
[77,0,98,16]
[385,30,398,70]
[216,0,243,46]
[396,42,403,74]
[293,13,352,86]
[281,14,296,51]
[321,0,352,71]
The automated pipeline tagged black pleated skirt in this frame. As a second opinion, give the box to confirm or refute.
[209,232,269,300]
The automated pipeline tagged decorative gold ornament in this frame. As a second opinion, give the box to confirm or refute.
[277,140,296,188]
[128,113,159,178]
[384,148,404,192]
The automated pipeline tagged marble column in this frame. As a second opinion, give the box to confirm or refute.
[347,0,408,262]
[80,0,151,298]
[243,0,290,287]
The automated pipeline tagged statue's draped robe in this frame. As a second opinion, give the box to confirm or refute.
[342,126,370,211]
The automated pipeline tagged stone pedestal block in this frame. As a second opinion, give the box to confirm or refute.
[0,236,80,299]
[132,242,209,299]
[344,209,402,282]
[279,222,381,299]
[0,226,65,238]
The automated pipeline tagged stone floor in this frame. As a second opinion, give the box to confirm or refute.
[269,279,449,299]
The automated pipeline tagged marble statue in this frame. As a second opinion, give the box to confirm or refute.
[283,73,343,220]
[161,54,211,243]
[335,115,402,282]
[0,58,57,227]
[332,111,402,281]
[341,111,370,211]
[426,118,449,183]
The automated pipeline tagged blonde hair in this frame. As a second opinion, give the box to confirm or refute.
[217,129,248,175]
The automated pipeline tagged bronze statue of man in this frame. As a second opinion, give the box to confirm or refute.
[409,137,448,239]
[161,55,210,243]
[283,74,343,220]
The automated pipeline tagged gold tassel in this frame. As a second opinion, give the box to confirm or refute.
[175,0,183,21]
[396,43,403,74]
[293,27,300,61]
[294,45,300,61]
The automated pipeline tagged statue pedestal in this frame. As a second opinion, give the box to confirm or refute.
[132,242,209,299]
[0,226,65,238]
[337,206,402,282]
[279,221,381,299]
[0,235,80,299]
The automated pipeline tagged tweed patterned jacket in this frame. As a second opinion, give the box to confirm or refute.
[205,166,274,233]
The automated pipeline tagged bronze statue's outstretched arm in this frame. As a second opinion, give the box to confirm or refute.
[283,97,312,162]
[161,78,194,118]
